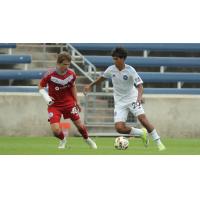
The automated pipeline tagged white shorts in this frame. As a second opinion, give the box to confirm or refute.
[114,102,145,123]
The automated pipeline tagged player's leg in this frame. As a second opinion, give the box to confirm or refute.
[64,106,97,149]
[72,119,97,149]
[137,114,166,151]
[114,107,149,146]
[129,102,166,150]
[48,107,67,149]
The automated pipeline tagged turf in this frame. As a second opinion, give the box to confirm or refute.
[0,136,200,155]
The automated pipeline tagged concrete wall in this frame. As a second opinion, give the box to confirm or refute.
[143,94,200,138]
[0,93,84,136]
[0,93,200,138]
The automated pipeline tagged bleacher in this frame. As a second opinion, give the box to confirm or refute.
[85,56,200,68]
[69,43,200,95]
[0,55,31,65]
[0,43,33,89]
[71,43,200,52]
[0,43,16,48]
[0,43,200,95]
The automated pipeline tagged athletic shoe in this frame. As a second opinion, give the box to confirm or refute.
[141,128,149,147]
[157,142,166,151]
[58,137,67,149]
[85,138,97,149]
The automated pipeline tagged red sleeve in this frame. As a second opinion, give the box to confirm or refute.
[39,71,50,87]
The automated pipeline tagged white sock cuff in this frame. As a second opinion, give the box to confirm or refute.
[130,127,143,137]
[151,129,160,141]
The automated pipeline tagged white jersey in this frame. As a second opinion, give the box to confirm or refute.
[102,64,143,108]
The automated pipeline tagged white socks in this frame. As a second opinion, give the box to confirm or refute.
[130,127,143,137]
[150,129,161,145]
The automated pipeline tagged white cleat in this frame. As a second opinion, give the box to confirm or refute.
[85,138,97,149]
[58,137,67,149]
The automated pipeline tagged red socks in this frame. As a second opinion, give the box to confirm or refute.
[78,126,89,139]
[54,131,65,140]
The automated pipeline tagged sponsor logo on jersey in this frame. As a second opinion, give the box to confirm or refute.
[51,75,74,86]
[54,85,71,91]
[123,75,128,80]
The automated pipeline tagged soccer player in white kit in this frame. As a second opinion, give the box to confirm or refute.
[84,47,166,151]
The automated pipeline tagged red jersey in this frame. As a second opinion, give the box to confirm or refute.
[40,68,76,108]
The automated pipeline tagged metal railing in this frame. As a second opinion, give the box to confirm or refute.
[84,92,137,126]
[66,43,97,80]
[66,43,98,92]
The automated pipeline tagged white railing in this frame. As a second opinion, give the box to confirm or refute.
[66,43,97,80]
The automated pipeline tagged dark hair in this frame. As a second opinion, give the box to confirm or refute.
[57,52,71,64]
[111,47,128,60]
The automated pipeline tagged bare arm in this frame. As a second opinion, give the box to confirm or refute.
[84,76,106,94]
[38,82,54,105]
[71,83,82,112]
[38,83,44,90]
[136,84,144,104]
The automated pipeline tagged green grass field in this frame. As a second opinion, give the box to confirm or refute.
[0,136,200,155]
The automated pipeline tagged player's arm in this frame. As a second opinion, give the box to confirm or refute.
[136,83,144,104]
[38,80,54,106]
[84,76,106,95]
[71,83,82,112]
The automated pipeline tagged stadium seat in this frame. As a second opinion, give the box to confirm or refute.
[0,70,45,80]
[0,70,199,84]
[0,86,39,92]
[143,88,200,95]
[0,86,199,95]
[138,72,200,83]
[85,56,200,68]
[0,55,31,64]
[0,43,16,48]
[71,43,200,52]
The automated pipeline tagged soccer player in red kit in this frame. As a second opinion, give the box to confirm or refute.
[38,52,97,149]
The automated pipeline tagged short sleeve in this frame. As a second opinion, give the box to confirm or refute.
[102,67,112,79]
[131,67,143,86]
[39,71,50,87]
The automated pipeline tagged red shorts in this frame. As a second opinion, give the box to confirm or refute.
[47,106,80,124]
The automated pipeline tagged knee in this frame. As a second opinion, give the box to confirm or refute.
[52,127,61,136]
[115,125,125,134]
[138,114,146,122]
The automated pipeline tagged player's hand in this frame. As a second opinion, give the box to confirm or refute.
[137,97,145,105]
[48,96,55,106]
[76,103,82,112]
[83,85,91,95]
[136,96,143,105]
[48,100,54,106]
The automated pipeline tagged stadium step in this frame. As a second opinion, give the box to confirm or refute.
[86,123,138,136]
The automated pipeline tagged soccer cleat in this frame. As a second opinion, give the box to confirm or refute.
[58,137,67,149]
[157,142,166,151]
[141,128,149,147]
[85,138,97,149]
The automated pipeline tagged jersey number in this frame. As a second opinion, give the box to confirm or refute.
[71,107,78,114]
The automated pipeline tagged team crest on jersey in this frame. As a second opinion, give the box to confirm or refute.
[123,75,128,80]
[48,112,54,119]
[112,74,116,77]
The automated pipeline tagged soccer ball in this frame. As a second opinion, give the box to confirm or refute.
[114,136,129,150]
